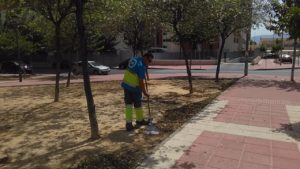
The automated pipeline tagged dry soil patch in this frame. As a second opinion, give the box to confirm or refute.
[0,78,236,169]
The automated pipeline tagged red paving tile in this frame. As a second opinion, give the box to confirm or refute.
[244,144,271,156]
[245,137,271,146]
[207,156,239,169]
[239,162,271,169]
[214,148,242,160]
[272,148,300,160]
[235,113,251,118]
[272,140,299,150]
[175,132,300,169]
[272,157,300,169]
[251,114,270,119]
[241,152,271,166]
[194,137,220,147]
[214,99,290,130]
[218,139,245,150]
[222,134,245,143]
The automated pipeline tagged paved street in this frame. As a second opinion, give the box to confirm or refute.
[1,59,300,87]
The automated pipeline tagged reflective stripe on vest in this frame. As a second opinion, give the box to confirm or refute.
[123,69,139,87]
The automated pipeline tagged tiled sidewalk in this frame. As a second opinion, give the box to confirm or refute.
[173,131,300,169]
[138,77,300,169]
[214,100,290,129]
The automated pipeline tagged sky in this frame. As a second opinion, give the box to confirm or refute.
[251,25,274,37]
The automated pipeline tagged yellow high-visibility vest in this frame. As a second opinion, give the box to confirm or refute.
[123,69,139,88]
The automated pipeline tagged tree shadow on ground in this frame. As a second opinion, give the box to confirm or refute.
[272,121,300,141]
[173,161,197,169]
[106,130,135,143]
[68,147,148,169]
[0,100,90,169]
[8,138,93,169]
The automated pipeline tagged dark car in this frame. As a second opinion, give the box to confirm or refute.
[118,58,130,69]
[0,61,32,74]
[263,52,279,59]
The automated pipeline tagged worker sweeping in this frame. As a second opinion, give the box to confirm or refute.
[121,52,154,131]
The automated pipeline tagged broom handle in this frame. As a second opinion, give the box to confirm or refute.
[145,79,151,118]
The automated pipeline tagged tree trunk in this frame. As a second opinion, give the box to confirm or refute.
[16,30,22,82]
[291,38,297,82]
[244,0,252,75]
[66,34,78,87]
[54,24,61,102]
[132,46,136,56]
[181,42,193,94]
[75,0,100,140]
[216,37,225,82]
[66,67,71,87]
[180,44,182,59]
[66,54,72,87]
[280,32,284,66]
[244,29,250,76]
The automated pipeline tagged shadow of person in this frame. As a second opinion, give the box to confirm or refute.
[106,130,135,143]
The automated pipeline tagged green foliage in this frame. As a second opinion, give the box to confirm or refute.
[267,0,300,39]
[250,40,257,45]
[286,6,300,39]
[0,1,45,60]
[266,0,289,34]
[120,0,161,54]
[259,43,267,52]
[271,39,283,53]
[0,31,36,57]
[157,0,216,44]
[209,0,253,39]
[88,33,118,53]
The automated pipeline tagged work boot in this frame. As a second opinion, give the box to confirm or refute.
[126,122,134,131]
[136,119,150,126]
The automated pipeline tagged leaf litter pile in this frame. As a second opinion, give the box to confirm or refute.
[0,78,237,169]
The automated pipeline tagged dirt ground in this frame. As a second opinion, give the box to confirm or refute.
[0,78,236,169]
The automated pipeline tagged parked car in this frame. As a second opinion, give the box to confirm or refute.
[280,54,293,63]
[72,61,110,75]
[263,52,279,59]
[0,61,33,74]
[147,47,168,54]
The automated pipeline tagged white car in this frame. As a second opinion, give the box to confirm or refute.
[280,54,292,63]
[72,61,110,75]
